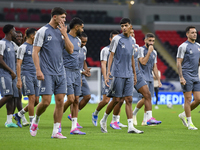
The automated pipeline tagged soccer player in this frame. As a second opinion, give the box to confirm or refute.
[31,7,74,138]
[133,33,162,125]
[100,18,143,134]
[0,24,18,128]
[92,30,127,129]
[63,17,86,135]
[78,33,91,110]
[130,29,161,126]
[67,33,91,127]
[12,30,29,127]
[177,26,200,130]
[13,28,39,128]
[13,31,23,46]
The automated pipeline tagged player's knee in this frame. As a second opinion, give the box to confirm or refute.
[42,101,51,108]
[87,95,91,100]
[144,91,151,100]
[104,97,110,104]
[126,98,132,104]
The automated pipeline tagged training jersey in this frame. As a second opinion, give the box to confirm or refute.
[177,40,200,81]
[78,46,87,71]
[138,45,157,81]
[17,42,36,76]
[0,38,17,76]
[33,24,65,75]
[63,33,81,70]
[109,33,135,78]
[100,45,112,70]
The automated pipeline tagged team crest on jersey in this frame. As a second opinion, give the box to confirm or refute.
[84,52,86,56]
[61,35,64,39]
[121,43,125,48]
[198,48,200,51]
[6,89,10,93]
[7,47,10,52]
[190,49,193,54]
[132,44,135,48]
[28,50,31,55]
[47,34,52,41]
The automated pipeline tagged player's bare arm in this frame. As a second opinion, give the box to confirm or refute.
[0,55,16,80]
[132,55,137,85]
[83,60,91,77]
[32,46,44,80]
[139,45,153,65]
[153,63,162,87]
[177,57,186,85]
[16,59,23,89]
[57,20,74,54]
[101,60,107,81]
[106,52,114,87]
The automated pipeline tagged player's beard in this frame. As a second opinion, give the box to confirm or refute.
[76,30,81,36]
[146,43,149,48]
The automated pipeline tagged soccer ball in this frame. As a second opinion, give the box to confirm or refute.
[167,103,173,109]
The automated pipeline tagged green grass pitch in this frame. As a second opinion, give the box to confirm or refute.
[0,104,199,150]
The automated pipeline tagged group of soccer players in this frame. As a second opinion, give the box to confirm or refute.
[0,7,199,139]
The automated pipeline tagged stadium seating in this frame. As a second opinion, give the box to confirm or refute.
[2,7,117,24]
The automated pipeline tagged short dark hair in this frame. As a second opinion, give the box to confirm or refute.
[110,30,119,38]
[16,31,23,34]
[120,18,131,25]
[79,32,87,38]
[145,33,155,39]
[51,7,66,17]
[26,28,37,38]
[3,24,14,34]
[69,17,84,30]
[185,26,196,33]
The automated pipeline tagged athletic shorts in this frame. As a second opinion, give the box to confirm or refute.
[0,75,19,97]
[134,72,147,91]
[65,68,81,96]
[107,76,134,98]
[21,74,39,96]
[80,76,90,97]
[181,79,200,92]
[39,74,67,95]
[138,81,154,99]
[101,75,112,95]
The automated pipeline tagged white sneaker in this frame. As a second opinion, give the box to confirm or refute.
[22,115,30,126]
[100,119,107,133]
[133,115,137,126]
[178,113,188,127]
[117,122,127,128]
[128,127,144,134]
[141,121,147,126]
[188,124,198,130]
[155,105,159,109]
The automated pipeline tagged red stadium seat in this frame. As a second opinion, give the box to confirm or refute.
[3,8,9,13]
